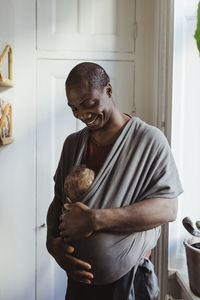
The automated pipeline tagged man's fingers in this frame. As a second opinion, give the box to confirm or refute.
[65,253,91,270]
[75,269,94,280]
[59,214,65,221]
[62,235,80,243]
[54,236,63,245]
[60,229,69,237]
[81,279,91,285]
[64,237,70,243]
[64,203,71,209]
[53,236,74,253]
[63,203,72,210]
[58,223,65,231]
[65,244,74,254]
[66,197,72,203]
[67,269,93,284]
[68,273,91,285]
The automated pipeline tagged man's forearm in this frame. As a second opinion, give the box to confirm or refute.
[92,197,178,233]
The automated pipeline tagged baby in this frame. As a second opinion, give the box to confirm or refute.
[64,164,95,202]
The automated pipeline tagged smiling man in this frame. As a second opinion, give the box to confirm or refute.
[46,62,183,300]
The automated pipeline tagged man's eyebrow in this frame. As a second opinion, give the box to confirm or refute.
[68,98,91,108]
[81,98,91,105]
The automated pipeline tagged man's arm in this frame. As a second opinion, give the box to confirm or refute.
[59,197,178,242]
[93,197,178,232]
[46,196,94,284]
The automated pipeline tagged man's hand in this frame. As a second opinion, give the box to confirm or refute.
[59,202,95,243]
[46,236,93,284]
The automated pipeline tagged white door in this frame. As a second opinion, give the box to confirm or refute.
[36,59,135,300]
[37,0,135,53]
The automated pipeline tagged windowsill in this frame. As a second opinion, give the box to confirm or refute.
[169,269,200,300]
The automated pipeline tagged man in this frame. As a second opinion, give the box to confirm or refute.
[46,62,183,300]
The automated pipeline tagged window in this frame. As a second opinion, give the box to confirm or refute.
[169,0,200,275]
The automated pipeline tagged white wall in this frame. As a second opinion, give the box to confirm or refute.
[0,0,36,299]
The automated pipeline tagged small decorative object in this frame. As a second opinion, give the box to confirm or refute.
[183,217,200,297]
[0,98,13,145]
[0,41,13,87]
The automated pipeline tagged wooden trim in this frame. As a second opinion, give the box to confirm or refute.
[152,224,169,300]
[151,0,175,299]
[168,270,200,300]
[156,0,174,141]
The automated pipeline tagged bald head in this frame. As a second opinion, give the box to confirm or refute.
[65,62,110,93]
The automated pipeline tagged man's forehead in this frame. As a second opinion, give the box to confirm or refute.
[67,88,92,106]
[67,82,100,98]
[66,78,89,91]
[67,87,90,100]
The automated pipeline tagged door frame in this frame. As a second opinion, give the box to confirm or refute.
[151,0,174,299]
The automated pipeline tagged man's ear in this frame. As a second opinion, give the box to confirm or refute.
[106,83,112,97]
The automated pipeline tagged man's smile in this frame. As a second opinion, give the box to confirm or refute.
[85,115,98,126]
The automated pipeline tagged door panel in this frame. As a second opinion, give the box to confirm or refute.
[36,59,134,299]
[37,0,135,52]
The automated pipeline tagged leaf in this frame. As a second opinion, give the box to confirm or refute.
[194,1,200,53]
[196,220,200,230]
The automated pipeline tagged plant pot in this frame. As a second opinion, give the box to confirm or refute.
[184,237,200,297]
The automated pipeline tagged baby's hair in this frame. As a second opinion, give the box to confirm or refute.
[64,165,95,201]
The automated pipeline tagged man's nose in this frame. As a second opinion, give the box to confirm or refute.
[78,112,92,120]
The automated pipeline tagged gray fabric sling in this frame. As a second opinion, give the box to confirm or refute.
[54,117,183,285]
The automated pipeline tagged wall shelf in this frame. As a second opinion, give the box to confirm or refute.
[0,78,14,87]
[0,44,14,145]
[0,44,13,87]
[0,101,13,146]
[0,137,13,145]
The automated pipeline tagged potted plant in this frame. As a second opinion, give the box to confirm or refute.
[182,217,200,296]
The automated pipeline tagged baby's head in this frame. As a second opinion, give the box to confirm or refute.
[64,165,95,202]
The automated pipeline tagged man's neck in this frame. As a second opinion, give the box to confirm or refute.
[91,112,131,145]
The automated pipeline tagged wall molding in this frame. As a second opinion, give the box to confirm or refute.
[156,0,174,141]
[36,51,135,61]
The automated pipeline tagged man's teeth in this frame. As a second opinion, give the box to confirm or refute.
[87,116,98,125]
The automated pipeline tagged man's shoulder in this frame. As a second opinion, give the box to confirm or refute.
[132,117,168,148]
[63,127,88,148]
